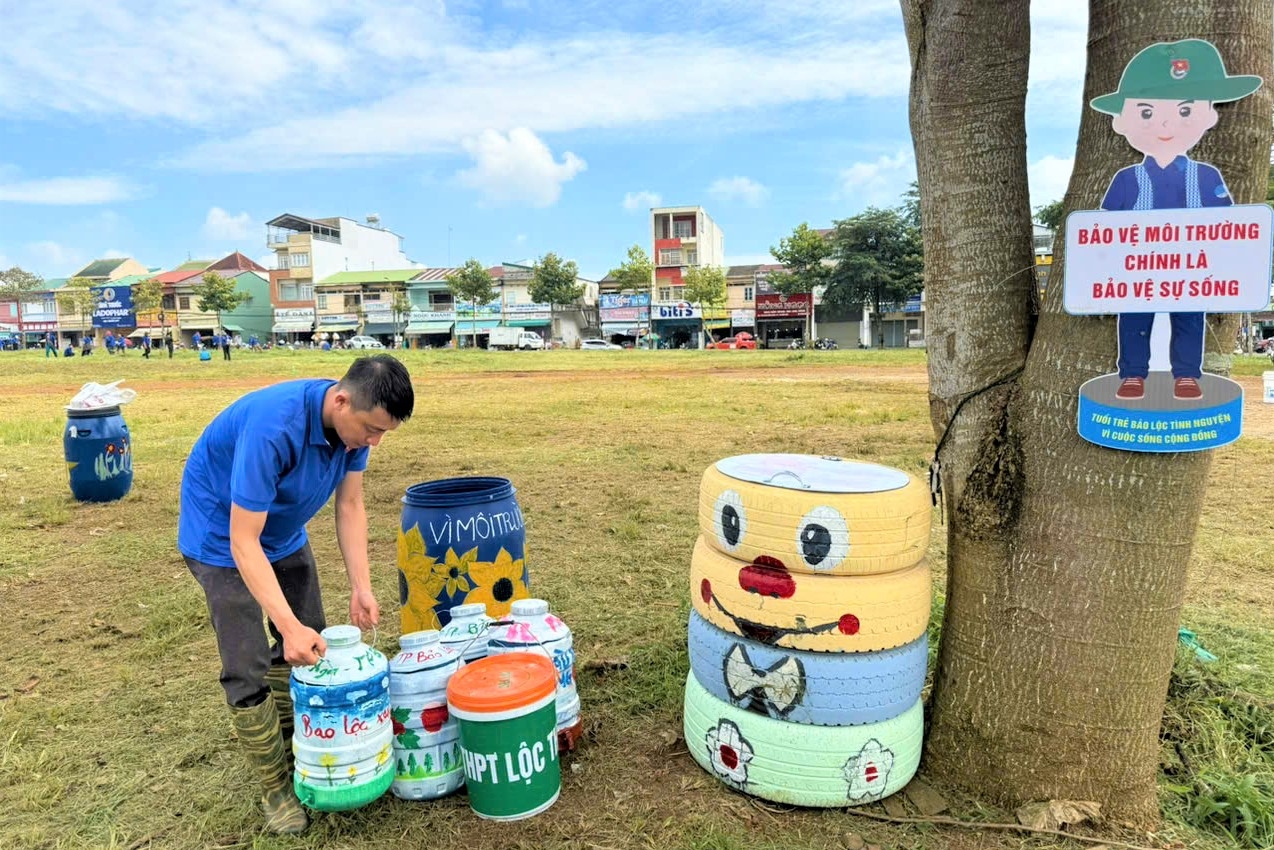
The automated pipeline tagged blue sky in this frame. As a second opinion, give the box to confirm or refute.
[0,0,1086,282]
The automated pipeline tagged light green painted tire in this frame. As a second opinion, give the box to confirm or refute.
[683,673,922,808]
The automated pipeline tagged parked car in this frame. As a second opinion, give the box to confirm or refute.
[346,335,385,350]
[707,332,757,350]
[579,338,622,350]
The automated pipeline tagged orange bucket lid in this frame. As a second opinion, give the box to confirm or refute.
[447,653,556,713]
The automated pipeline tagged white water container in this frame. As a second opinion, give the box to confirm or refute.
[486,599,580,738]
[388,630,465,800]
[440,603,492,663]
[1263,371,1274,403]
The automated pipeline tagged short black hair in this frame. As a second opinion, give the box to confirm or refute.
[339,355,414,421]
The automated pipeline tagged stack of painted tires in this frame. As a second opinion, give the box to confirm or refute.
[684,454,931,807]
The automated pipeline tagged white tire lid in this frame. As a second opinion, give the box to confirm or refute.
[683,672,922,808]
[700,455,931,576]
[690,536,931,654]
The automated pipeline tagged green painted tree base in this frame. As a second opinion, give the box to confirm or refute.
[295,769,393,812]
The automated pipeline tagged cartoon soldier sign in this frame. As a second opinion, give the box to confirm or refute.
[1064,40,1271,452]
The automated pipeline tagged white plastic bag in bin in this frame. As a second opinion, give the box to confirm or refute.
[67,380,138,410]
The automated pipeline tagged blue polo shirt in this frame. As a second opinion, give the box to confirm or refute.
[178,379,370,567]
[1102,156,1231,211]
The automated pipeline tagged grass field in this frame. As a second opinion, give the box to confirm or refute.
[1,348,1272,850]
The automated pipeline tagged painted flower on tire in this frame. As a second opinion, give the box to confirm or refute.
[704,719,754,785]
[466,547,529,618]
[842,738,894,802]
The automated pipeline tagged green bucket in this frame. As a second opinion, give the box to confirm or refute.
[447,653,561,821]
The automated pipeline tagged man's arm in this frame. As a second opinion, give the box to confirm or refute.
[229,504,326,665]
[334,471,380,630]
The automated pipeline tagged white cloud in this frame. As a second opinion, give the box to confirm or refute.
[203,207,255,241]
[101,248,128,258]
[514,234,528,245]
[26,241,83,275]
[708,177,769,207]
[623,190,662,211]
[1028,155,1074,209]
[456,128,586,207]
[0,174,136,204]
[835,149,915,208]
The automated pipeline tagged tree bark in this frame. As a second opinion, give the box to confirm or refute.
[903,0,1271,827]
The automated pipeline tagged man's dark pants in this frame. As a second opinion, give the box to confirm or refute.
[184,543,326,708]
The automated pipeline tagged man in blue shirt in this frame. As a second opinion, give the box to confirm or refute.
[1091,39,1262,401]
[179,354,413,833]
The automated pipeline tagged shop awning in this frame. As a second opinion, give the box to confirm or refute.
[272,321,314,333]
[363,322,396,335]
[454,320,501,334]
[407,321,454,335]
[221,324,243,333]
[318,320,359,332]
[128,328,160,338]
[506,318,550,328]
[182,322,217,331]
[601,322,640,335]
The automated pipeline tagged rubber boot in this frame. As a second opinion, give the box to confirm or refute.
[263,665,296,771]
[229,694,308,834]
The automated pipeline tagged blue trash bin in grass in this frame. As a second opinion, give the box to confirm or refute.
[64,406,134,502]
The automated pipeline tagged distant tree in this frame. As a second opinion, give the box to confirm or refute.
[825,207,924,348]
[193,271,249,337]
[528,253,584,342]
[55,276,98,338]
[446,259,496,349]
[682,265,728,347]
[1267,161,1273,207]
[0,266,44,342]
[131,277,166,338]
[391,287,412,348]
[901,180,922,228]
[1034,199,1066,230]
[770,223,833,340]
[606,245,654,292]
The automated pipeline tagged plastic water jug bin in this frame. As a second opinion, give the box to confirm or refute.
[1263,371,1274,403]
[290,625,394,811]
[487,598,581,750]
[388,631,465,800]
[64,406,134,502]
[440,603,492,663]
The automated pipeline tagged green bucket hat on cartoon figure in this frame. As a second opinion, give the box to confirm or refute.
[1091,38,1263,115]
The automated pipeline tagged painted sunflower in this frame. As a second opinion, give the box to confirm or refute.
[430,547,477,599]
[399,532,444,632]
[466,547,529,618]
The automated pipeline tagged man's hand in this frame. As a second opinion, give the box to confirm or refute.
[282,624,327,667]
[349,588,380,631]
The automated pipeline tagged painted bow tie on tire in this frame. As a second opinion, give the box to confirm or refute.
[723,644,805,717]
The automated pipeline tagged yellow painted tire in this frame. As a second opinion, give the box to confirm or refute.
[690,536,930,653]
[699,460,931,577]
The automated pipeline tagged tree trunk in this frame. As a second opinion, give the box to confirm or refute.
[905,0,1273,826]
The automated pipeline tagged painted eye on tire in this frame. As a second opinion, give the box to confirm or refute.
[714,490,747,551]
[796,506,849,571]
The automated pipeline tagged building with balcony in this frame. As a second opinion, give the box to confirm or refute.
[314,269,420,343]
[649,206,726,347]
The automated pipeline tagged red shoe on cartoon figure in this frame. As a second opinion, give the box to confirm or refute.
[1174,377,1203,400]
[1115,377,1145,400]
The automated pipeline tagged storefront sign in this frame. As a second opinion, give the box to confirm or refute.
[756,293,811,319]
[408,309,457,322]
[91,286,136,328]
[274,308,315,322]
[456,301,502,317]
[732,309,755,326]
[652,301,702,320]
[600,293,651,309]
[600,306,649,322]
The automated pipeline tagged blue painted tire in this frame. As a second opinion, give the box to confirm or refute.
[688,611,927,727]
[683,673,922,807]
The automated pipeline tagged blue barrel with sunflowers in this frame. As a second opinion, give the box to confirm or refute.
[398,477,530,632]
